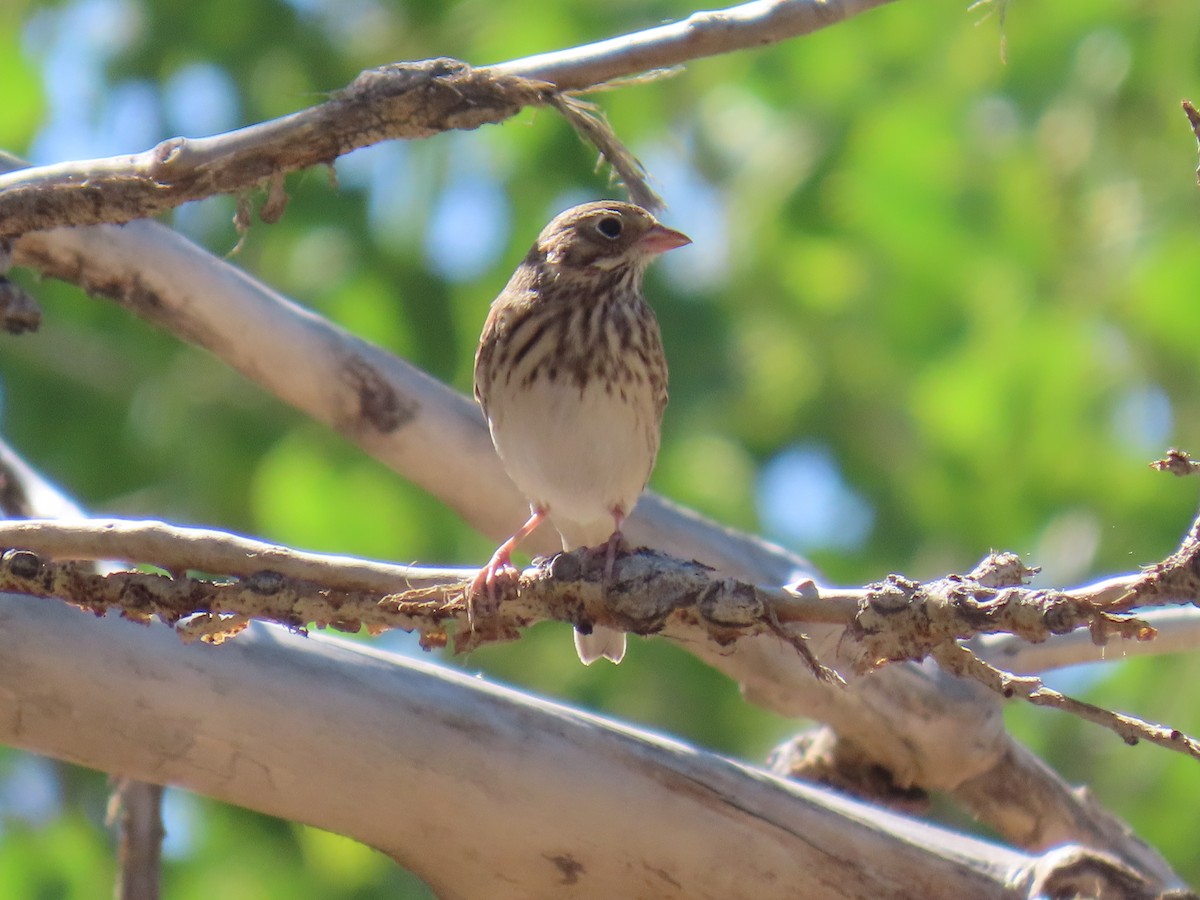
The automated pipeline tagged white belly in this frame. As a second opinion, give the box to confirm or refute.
[488,376,659,549]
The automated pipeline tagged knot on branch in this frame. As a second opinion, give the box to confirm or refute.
[850,556,1154,672]
[0,277,41,334]
[768,727,930,815]
[340,58,554,140]
[534,546,727,637]
[529,547,838,682]
[1028,845,1175,900]
[1149,447,1200,477]
[340,60,662,210]
[3,547,44,580]
[968,550,1038,588]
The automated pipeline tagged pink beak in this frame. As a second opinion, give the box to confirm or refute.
[638,224,692,255]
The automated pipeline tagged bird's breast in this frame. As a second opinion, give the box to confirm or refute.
[486,371,663,542]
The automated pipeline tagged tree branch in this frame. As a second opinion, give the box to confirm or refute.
[0,517,464,593]
[5,582,1174,900]
[0,437,165,899]
[9,206,1182,884]
[0,0,896,238]
[107,780,164,900]
[0,61,557,238]
[934,642,1200,763]
[5,513,1200,766]
[484,0,898,89]
[977,607,1200,674]
[1183,99,1200,186]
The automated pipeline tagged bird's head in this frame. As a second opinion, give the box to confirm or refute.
[535,201,691,273]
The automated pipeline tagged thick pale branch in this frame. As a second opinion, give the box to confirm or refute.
[4,179,1181,887]
[0,590,1062,900]
[5,517,1200,767]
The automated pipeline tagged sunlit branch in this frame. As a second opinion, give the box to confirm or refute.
[6,513,1200,767]
[0,0,895,238]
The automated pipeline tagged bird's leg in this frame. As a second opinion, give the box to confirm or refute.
[470,506,547,609]
[602,506,628,586]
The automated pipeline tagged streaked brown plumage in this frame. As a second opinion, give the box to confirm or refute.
[472,201,690,664]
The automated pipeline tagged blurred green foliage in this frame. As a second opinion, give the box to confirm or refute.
[3,0,1200,893]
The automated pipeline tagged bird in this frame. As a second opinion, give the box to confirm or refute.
[472,200,690,664]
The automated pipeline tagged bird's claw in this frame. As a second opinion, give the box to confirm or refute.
[468,555,519,621]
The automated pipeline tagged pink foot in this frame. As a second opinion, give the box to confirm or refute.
[467,506,547,621]
[469,548,519,616]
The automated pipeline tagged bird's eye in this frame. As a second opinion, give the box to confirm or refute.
[595,216,623,239]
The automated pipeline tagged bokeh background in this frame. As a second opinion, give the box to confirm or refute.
[3,0,1200,894]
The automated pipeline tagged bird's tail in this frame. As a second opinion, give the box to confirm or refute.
[574,625,626,665]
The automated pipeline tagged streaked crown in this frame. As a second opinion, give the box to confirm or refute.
[535,201,690,271]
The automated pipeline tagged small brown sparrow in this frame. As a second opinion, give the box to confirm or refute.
[472,201,690,664]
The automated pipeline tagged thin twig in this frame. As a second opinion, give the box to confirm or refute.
[548,94,663,213]
[485,0,898,89]
[933,643,1200,763]
[1151,446,1200,476]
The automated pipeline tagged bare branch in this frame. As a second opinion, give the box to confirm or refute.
[0,517,1179,658]
[1150,447,1200,476]
[1184,99,1200,185]
[7,514,1200,769]
[0,517,463,593]
[1,587,1070,900]
[0,62,553,238]
[934,642,1200,763]
[485,0,899,89]
[0,519,846,671]
[978,607,1200,674]
[6,173,1182,883]
[0,0,897,238]
[107,780,164,900]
